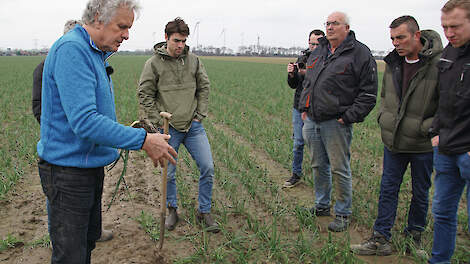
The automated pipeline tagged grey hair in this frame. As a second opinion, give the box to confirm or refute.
[63,20,82,35]
[330,11,351,26]
[82,0,141,25]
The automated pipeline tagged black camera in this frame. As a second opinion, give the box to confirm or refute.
[293,62,306,73]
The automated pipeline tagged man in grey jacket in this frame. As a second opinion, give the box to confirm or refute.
[351,16,441,256]
[299,11,378,232]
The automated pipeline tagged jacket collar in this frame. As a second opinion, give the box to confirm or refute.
[318,30,356,56]
[384,29,443,67]
[458,41,470,57]
[77,25,114,61]
[153,41,190,59]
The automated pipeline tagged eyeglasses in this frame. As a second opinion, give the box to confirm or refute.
[309,43,319,46]
[324,21,342,27]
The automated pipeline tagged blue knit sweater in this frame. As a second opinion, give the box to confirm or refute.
[37,25,146,168]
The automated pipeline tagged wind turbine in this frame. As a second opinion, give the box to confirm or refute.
[193,21,200,49]
[219,28,226,48]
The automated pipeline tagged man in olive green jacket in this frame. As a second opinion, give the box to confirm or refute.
[138,18,219,233]
[352,16,442,256]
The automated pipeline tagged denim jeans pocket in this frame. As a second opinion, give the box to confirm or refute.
[38,160,57,202]
[462,151,470,167]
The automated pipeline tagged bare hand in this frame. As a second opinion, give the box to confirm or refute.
[301,112,307,121]
[193,118,200,122]
[299,68,306,76]
[337,118,344,125]
[287,63,295,73]
[142,133,177,167]
[431,136,439,147]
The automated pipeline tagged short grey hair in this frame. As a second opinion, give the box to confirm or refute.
[330,11,351,26]
[63,20,82,35]
[82,0,141,25]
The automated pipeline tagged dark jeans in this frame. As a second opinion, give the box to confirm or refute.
[38,159,104,264]
[373,147,433,240]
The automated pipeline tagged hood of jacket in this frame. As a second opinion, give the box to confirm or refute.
[153,41,190,59]
[384,29,443,66]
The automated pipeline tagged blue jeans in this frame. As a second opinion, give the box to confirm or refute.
[373,147,433,240]
[302,118,353,216]
[38,159,103,264]
[166,121,214,213]
[292,108,305,175]
[430,148,470,264]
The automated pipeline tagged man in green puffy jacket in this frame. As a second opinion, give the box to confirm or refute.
[137,17,219,233]
[351,16,442,256]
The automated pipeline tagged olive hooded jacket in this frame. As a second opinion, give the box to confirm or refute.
[138,42,210,132]
[378,29,442,153]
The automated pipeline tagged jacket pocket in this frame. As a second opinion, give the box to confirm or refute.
[401,117,422,139]
[158,82,198,126]
[459,63,470,99]
[316,91,340,116]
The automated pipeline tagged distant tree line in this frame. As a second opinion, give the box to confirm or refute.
[1,45,389,59]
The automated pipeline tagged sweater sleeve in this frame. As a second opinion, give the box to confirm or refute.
[54,43,146,150]
[32,60,45,124]
[287,73,300,89]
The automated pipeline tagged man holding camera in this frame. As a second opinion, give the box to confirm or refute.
[283,29,325,188]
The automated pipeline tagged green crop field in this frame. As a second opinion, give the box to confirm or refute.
[0,55,468,263]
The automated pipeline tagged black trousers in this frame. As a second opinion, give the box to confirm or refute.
[38,159,104,264]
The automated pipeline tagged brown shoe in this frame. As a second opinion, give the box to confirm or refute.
[165,207,179,231]
[197,212,220,233]
[97,229,113,242]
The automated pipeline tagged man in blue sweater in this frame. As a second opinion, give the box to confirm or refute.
[37,1,176,263]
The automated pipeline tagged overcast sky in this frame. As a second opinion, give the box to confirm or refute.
[1,0,449,52]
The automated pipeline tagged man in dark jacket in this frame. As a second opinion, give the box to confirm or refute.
[351,16,442,256]
[299,11,378,232]
[429,1,470,263]
[283,29,324,188]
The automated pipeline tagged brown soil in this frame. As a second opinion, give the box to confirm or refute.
[0,153,186,264]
